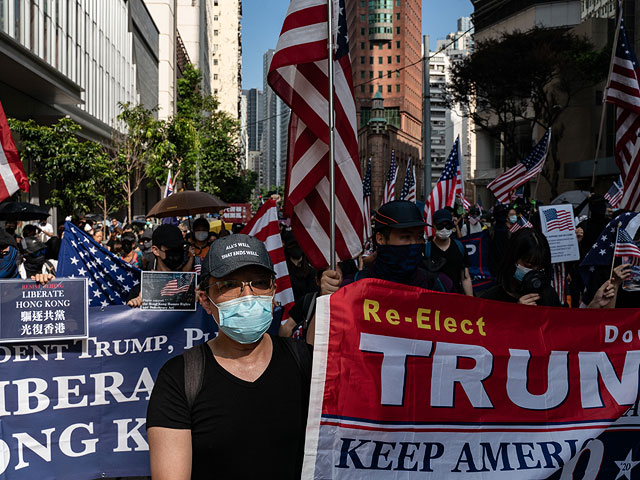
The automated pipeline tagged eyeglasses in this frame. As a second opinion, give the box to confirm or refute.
[210,278,274,299]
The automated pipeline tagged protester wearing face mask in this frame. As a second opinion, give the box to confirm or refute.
[147,234,312,480]
[425,209,473,296]
[460,207,484,237]
[321,201,453,294]
[0,228,21,279]
[127,224,188,307]
[187,218,212,274]
[119,233,142,268]
[283,235,318,301]
[140,228,155,271]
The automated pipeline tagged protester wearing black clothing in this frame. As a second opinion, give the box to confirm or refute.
[576,194,609,259]
[284,239,318,301]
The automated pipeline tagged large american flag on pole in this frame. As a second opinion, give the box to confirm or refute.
[268,0,364,269]
[488,128,551,204]
[0,100,29,202]
[605,16,640,212]
[363,158,372,240]
[382,150,398,205]
[399,157,416,203]
[241,199,295,318]
[424,137,462,237]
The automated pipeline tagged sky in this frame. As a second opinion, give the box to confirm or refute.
[241,0,473,91]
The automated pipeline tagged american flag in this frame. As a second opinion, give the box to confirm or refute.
[509,216,533,233]
[579,212,638,300]
[605,16,640,212]
[382,150,398,205]
[551,263,567,305]
[615,226,640,264]
[164,169,174,198]
[363,158,372,240]
[0,100,29,202]
[488,129,551,204]
[511,186,525,201]
[268,0,364,269]
[241,199,294,319]
[57,221,140,308]
[458,194,471,211]
[605,175,624,208]
[399,158,416,203]
[161,273,194,296]
[542,208,575,232]
[424,138,462,237]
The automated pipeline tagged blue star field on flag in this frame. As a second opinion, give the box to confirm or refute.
[363,158,372,199]
[400,158,415,201]
[579,212,639,299]
[440,138,460,181]
[57,222,141,308]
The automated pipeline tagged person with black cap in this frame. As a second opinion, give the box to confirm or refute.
[459,207,483,237]
[425,208,473,296]
[19,225,48,279]
[146,234,311,480]
[321,200,453,295]
[126,224,190,307]
[140,228,155,271]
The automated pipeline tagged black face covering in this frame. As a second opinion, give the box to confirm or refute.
[162,249,185,271]
[121,242,133,255]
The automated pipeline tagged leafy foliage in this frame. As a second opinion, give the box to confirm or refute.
[447,27,609,197]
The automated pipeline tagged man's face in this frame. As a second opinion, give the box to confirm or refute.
[377,226,425,246]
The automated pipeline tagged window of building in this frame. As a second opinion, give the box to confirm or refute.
[360,56,365,64]
[214,74,218,80]
[361,14,365,21]
[214,30,218,36]
[396,84,400,92]
[396,0,400,5]
[396,55,400,63]
[378,71,383,78]
[361,42,365,49]
[378,43,383,49]
[387,56,391,63]
[360,0,365,6]
[396,27,400,34]
[361,28,365,35]
[214,89,218,94]
[369,56,373,64]
[214,15,219,21]
[361,70,366,79]
[396,41,400,48]
[387,70,391,78]
[361,85,365,93]
[378,57,382,64]
[369,71,374,78]
[378,85,383,93]
[396,13,400,20]
[370,42,374,50]
[369,85,374,93]
[214,0,218,5]
[214,59,218,65]
[387,85,392,93]
[396,70,400,77]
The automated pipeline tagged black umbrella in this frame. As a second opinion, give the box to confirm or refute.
[0,202,50,221]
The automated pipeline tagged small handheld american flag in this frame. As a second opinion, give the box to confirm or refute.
[424,138,462,237]
[399,158,416,203]
[382,151,398,206]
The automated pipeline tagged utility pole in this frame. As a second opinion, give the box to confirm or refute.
[422,35,432,199]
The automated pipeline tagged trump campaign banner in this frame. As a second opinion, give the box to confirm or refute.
[303,279,640,479]
[0,305,216,480]
[459,231,494,292]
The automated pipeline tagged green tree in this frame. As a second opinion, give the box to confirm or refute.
[8,117,125,217]
[447,27,608,197]
[147,64,256,201]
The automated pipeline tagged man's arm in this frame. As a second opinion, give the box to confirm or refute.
[462,268,474,296]
[148,426,192,480]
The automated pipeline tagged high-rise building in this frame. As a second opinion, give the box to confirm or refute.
[243,88,264,152]
[262,49,290,189]
[176,0,211,94]
[209,0,242,119]
[345,0,423,202]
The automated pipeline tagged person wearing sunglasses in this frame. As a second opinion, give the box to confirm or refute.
[146,234,311,480]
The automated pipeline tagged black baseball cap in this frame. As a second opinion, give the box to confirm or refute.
[152,224,184,250]
[0,229,17,249]
[203,234,275,279]
[373,201,427,232]
[433,209,454,226]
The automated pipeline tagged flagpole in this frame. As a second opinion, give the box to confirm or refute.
[610,222,621,280]
[591,2,624,190]
[327,0,337,270]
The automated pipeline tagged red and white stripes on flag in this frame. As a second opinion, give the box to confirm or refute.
[509,216,534,233]
[241,200,294,319]
[268,0,364,269]
[382,150,398,205]
[0,100,28,202]
[424,138,462,237]
[488,129,551,204]
[551,263,566,305]
[164,170,174,198]
[605,17,640,212]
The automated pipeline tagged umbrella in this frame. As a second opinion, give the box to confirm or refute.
[146,191,228,218]
[0,202,50,221]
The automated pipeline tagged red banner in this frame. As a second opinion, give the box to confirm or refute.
[303,279,640,479]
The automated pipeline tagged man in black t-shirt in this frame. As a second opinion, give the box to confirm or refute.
[425,209,473,296]
[146,234,311,480]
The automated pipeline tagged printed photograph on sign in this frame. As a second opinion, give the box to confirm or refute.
[0,278,89,343]
[141,271,196,311]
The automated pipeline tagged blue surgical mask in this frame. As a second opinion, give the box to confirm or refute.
[514,264,532,282]
[509,215,518,224]
[374,243,423,284]
[210,295,273,344]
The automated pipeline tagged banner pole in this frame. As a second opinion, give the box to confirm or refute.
[591,2,623,190]
[327,0,336,270]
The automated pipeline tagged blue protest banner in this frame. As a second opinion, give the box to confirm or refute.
[0,305,216,480]
[459,230,495,291]
[0,278,88,343]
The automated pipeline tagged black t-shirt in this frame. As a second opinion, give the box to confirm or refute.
[481,284,562,307]
[427,240,470,294]
[146,335,311,479]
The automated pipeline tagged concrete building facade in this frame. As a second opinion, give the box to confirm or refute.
[345,0,424,202]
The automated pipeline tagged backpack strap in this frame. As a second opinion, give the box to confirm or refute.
[183,342,208,412]
[425,241,431,258]
[453,239,466,257]
[282,337,311,386]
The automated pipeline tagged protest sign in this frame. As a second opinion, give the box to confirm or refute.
[222,203,252,223]
[539,205,579,263]
[0,305,215,480]
[0,278,88,343]
[303,279,640,479]
[141,271,196,311]
[459,231,494,291]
